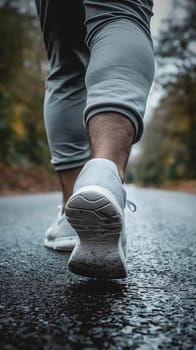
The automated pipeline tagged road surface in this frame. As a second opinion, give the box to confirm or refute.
[0,186,196,350]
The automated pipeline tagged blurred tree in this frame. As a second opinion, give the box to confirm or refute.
[0,4,23,160]
[156,0,196,178]
[130,0,196,185]
[0,0,50,167]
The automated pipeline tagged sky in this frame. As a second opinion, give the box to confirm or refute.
[151,0,172,38]
[147,0,172,110]
[132,0,172,156]
[144,0,173,113]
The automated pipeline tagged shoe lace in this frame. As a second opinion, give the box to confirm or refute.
[126,199,137,212]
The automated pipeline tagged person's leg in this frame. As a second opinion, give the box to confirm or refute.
[35,0,90,205]
[65,1,155,278]
[35,0,90,250]
[84,12,154,180]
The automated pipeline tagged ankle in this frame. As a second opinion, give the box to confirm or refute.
[88,112,134,182]
[57,166,83,210]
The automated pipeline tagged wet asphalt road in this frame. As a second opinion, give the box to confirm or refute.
[0,186,196,350]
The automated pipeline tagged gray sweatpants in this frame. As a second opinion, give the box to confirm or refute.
[35,0,155,171]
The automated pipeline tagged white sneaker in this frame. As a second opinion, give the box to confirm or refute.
[65,159,136,279]
[44,205,77,251]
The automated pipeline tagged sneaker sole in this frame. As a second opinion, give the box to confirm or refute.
[65,185,127,279]
[44,237,76,251]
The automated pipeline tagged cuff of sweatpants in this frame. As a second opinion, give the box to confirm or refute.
[52,157,90,171]
[51,145,91,171]
[84,105,144,144]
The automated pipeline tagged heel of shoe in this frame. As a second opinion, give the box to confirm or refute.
[65,186,127,279]
[68,235,127,279]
